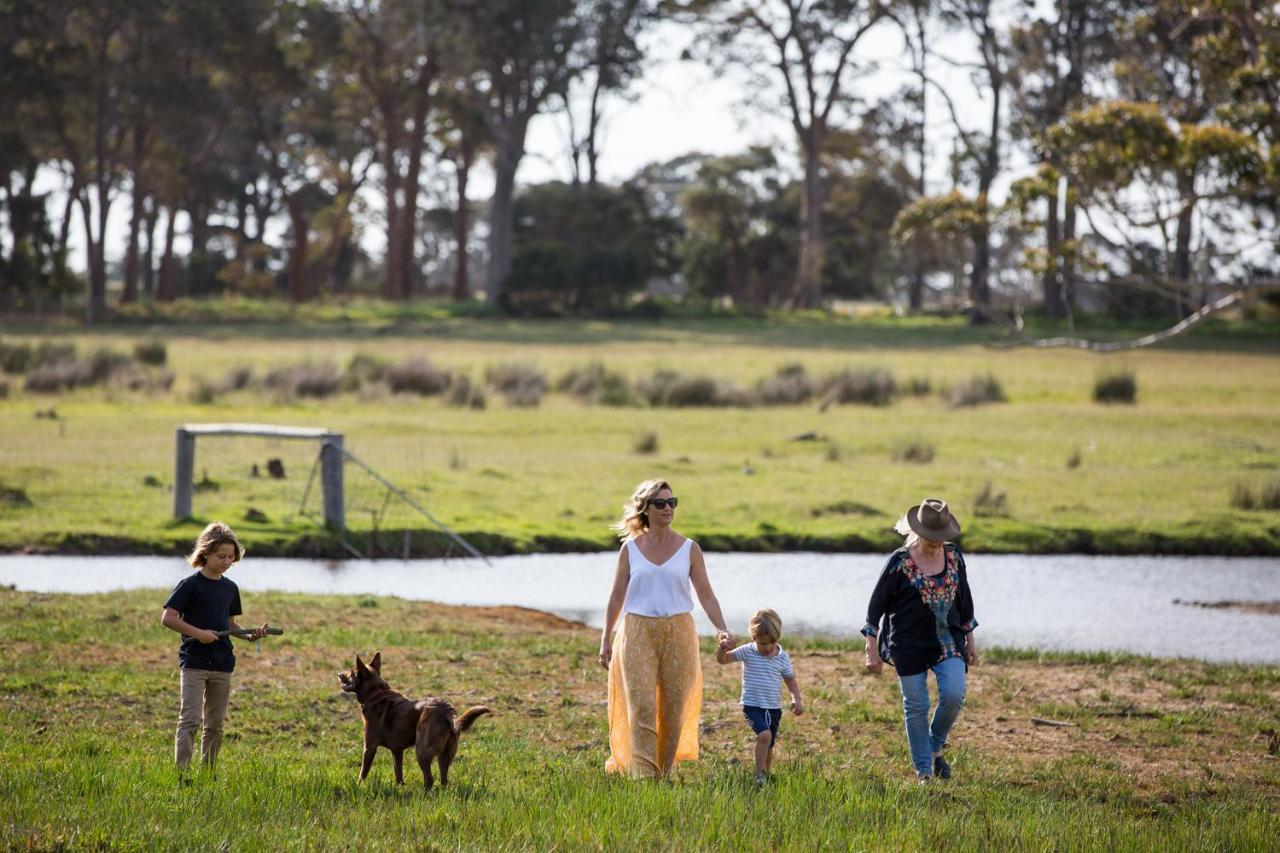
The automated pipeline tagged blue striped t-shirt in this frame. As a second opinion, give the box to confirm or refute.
[731,643,794,709]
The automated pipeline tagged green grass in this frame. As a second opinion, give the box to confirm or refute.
[1,588,1277,850]
[2,305,1280,555]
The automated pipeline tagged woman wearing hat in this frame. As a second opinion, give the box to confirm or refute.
[862,498,978,781]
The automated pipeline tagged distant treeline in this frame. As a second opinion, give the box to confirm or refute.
[0,0,1275,322]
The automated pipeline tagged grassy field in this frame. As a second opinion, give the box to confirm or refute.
[2,303,1280,556]
[1,587,1278,850]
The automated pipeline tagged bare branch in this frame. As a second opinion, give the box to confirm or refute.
[990,283,1280,351]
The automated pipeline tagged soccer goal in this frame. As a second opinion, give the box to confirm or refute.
[173,424,345,528]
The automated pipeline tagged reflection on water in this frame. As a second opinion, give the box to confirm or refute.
[3,552,1279,664]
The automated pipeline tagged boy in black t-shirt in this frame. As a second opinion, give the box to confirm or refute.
[161,522,269,772]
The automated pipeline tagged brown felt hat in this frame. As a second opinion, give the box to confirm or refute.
[906,497,961,541]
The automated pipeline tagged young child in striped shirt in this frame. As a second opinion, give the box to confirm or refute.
[717,608,804,786]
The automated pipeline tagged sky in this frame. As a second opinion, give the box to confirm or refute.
[37,16,1010,275]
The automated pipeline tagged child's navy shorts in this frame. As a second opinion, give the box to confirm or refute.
[742,705,783,747]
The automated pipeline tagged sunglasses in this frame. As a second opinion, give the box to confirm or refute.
[647,497,679,509]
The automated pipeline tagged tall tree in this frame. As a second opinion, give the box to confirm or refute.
[930,0,1015,320]
[448,0,589,306]
[338,0,447,300]
[1009,0,1116,318]
[685,0,887,308]
[559,0,656,187]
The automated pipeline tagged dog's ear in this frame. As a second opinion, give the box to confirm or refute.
[370,651,381,674]
[356,654,368,674]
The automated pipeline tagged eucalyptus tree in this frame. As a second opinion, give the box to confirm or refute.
[336,0,451,300]
[681,0,888,308]
[560,0,659,187]
[436,79,490,300]
[928,0,1017,320]
[1007,0,1117,319]
[445,0,591,306]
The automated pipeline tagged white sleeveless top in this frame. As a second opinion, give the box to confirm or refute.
[621,537,695,617]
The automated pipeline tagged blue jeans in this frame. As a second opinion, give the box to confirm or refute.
[897,656,966,777]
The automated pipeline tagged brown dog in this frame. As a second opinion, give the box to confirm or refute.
[338,651,490,790]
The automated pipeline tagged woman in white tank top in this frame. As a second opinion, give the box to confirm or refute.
[599,478,733,779]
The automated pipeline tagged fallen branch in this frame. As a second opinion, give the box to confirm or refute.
[991,289,1250,352]
[1031,717,1077,727]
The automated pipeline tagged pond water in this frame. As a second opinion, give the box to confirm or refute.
[3,552,1279,664]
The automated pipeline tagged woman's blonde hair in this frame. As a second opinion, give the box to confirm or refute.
[187,521,245,567]
[611,478,672,540]
[749,608,782,643]
[893,514,922,550]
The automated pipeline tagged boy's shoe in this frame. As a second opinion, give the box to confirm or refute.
[916,773,933,784]
[932,754,952,780]
[754,772,767,787]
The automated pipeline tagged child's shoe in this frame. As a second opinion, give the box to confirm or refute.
[932,753,952,780]
[754,771,767,787]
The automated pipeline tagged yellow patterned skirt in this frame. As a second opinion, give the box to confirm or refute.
[606,611,702,778]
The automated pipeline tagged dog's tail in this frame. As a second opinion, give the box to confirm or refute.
[453,706,491,735]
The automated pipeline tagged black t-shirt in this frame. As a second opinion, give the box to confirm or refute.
[163,571,243,672]
[862,544,977,677]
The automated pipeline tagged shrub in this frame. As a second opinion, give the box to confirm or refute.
[31,341,76,368]
[0,484,32,507]
[486,363,547,407]
[263,362,341,398]
[1231,481,1280,510]
[903,377,933,397]
[133,339,167,366]
[386,357,451,396]
[633,430,659,454]
[345,353,390,389]
[0,341,32,373]
[447,375,487,409]
[0,380,8,399]
[24,349,133,393]
[947,374,1006,408]
[636,370,753,407]
[220,365,255,392]
[757,364,815,406]
[189,378,218,405]
[556,362,636,405]
[973,481,1009,517]
[1066,447,1082,469]
[1094,369,1137,404]
[893,439,935,464]
[820,367,897,407]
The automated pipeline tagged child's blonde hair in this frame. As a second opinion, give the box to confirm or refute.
[749,608,782,643]
[611,478,672,540]
[187,521,244,567]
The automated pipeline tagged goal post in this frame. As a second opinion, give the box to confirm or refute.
[173,424,345,529]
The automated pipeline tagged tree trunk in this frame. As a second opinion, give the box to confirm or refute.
[1173,172,1195,308]
[396,101,430,300]
[157,205,178,302]
[1062,192,1078,316]
[79,189,109,324]
[287,200,309,304]
[452,140,473,302]
[586,73,603,189]
[969,216,991,321]
[485,125,528,305]
[791,136,825,309]
[381,112,404,300]
[1042,190,1064,318]
[142,197,157,301]
[122,123,147,303]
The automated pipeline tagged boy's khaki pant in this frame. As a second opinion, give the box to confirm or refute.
[175,668,233,770]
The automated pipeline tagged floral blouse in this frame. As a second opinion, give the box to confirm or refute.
[861,544,978,677]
